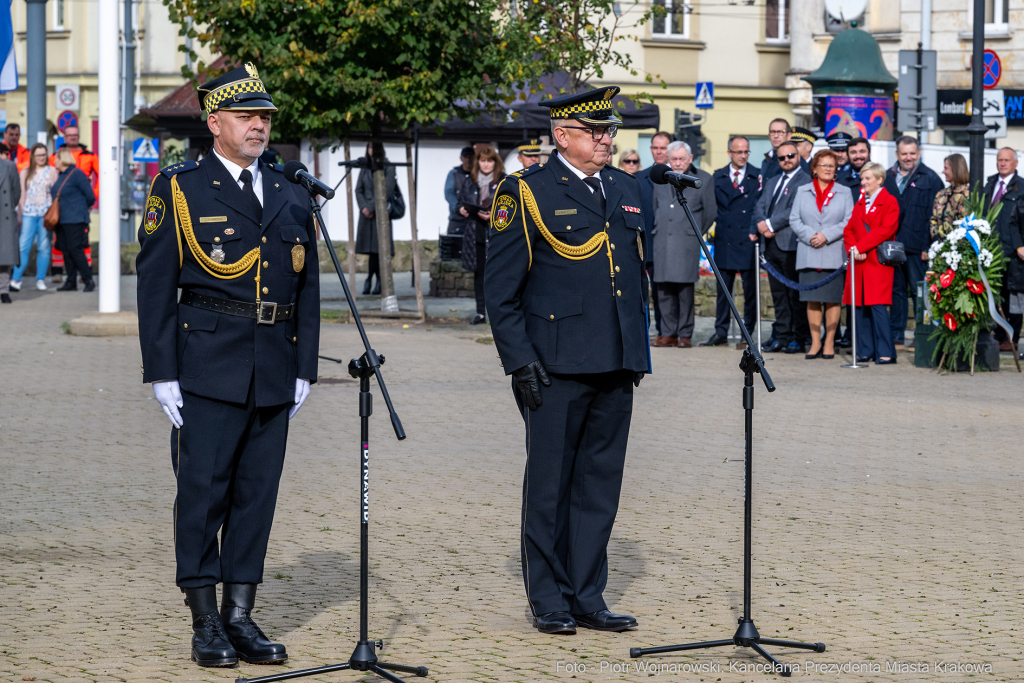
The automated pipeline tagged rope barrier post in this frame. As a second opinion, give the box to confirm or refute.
[754,243,762,351]
[841,247,865,369]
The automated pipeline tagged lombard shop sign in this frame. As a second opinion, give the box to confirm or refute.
[938,89,1024,127]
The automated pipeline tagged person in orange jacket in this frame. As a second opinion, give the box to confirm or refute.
[3,124,32,171]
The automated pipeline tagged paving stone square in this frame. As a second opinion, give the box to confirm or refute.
[1,285,1022,682]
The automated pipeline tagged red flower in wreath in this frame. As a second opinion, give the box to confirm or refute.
[929,283,941,302]
[939,269,955,288]
[966,279,984,294]
[944,313,957,331]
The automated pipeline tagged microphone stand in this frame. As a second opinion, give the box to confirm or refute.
[238,191,427,683]
[629,186,824,677]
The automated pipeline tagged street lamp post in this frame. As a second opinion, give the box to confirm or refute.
[967,0,988,189]
[25,0,47,146]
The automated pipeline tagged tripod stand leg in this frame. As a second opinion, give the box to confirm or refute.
[629,639,734,658]
[378,662,429,677]
[749,641,791,677]
[757,637,826,652]
[370,664,412,683]
[236,661,351,683]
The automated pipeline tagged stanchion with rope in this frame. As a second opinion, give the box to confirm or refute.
[841,246,865,369]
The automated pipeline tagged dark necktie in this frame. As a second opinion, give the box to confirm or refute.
[767,176,786,215]
[583,176,606,213]
[239,168,263,223]
[993,179,1007,204]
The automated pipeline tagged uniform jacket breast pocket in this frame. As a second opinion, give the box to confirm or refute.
[527,294,584,366]
[624,217,644,262]
[279,224,309,276]
[194,223,243,251]
[547,215,591,247]
[177,305,220,379]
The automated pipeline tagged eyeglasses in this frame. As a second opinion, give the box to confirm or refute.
[778,153,798,161]
[729,150,751,155]
[622,158,640,165]
[769,129,788,136]
[561,125,618,140]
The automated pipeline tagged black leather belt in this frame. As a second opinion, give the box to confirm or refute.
[180,290,294,325]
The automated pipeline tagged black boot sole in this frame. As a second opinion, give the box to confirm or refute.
[191,650,238,667]
[238,652,288,664]
[575,621,637,632]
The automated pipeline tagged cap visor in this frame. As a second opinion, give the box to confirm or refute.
[219,98,278,112]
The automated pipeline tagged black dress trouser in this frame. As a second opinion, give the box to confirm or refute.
[514,370,634,616]
[714,268,757,338]
[56,222,92,285]
[764,238,808,343]
[474,242,487,316]
[171,377,290,588]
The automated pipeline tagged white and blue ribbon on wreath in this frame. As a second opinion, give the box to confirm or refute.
[960,213,1013,339]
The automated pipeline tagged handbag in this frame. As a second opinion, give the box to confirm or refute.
[877,240,907,267]
[43,172,72,231]
[387,183,405,220]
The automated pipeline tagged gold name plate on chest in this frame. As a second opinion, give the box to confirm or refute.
[291,245,305,272]
[554,209,577,216]
[200,216,228,223]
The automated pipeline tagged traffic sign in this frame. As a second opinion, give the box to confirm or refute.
[983,50,1001,89]
[55,84,80,111]
[982,89,1005,117]
[132,137,160,163]
[695,82,714,109]
[57,111,77,132]
[984,116,1007,139]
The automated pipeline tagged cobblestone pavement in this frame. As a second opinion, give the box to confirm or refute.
[2,285,1023,683]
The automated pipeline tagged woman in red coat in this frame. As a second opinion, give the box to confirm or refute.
[843,162,899,364]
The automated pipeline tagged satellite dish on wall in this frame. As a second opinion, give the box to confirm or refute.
[824,0,867,22]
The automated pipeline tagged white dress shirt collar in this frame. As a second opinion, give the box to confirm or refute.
[555,152,605,197]
[213,148,263,207]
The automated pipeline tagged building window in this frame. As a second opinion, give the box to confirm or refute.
[652,0,692,40]
[765,0,789,42]
[984,0,1009,26]
[54,0,66,29]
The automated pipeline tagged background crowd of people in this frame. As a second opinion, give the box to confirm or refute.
[617,123,1024,361]
[0,122,100,303]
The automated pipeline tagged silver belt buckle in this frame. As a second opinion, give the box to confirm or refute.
[257,301,278,325]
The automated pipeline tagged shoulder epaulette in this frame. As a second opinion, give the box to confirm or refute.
[161,160,199,178]
[604,164,632,177]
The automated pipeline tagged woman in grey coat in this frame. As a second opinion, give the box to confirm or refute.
[789,149,854,358]
[0,155,22,302]
[354,143,396,295]
[650,140,716,347]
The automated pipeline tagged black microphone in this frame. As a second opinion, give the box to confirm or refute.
[337,157,371,168]
[649,163,703,190]
[283,160,336,200]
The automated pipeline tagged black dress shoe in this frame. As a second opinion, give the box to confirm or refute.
[700,334,728,347]
[856,356,874,363]
[372,281,381,295]
[183,586,238,667]
[573,610,638,632]
[57,280,77,291]
[534,611,576,635]
[835,337,852,349]
[469,313,486,325]
[874,357,897,365]
[761,339,784,353]
[82,281,95,292]
[221,583,288,664]
[0,293,10,304]
[362,278,372,295]
[784,341,804,354]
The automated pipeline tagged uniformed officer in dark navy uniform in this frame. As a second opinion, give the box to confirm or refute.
[828,132,855,187]
[515,138,543,169]
[484,86,651,636]
[136,63,319,668]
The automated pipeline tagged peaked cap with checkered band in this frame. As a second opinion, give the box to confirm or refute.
[540,86,622,126]
[198,62,278,116]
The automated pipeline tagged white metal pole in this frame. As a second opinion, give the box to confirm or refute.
[754,243,762,350]
[842,248,864,369]
[98,0,121,313]
[921,0,932,50]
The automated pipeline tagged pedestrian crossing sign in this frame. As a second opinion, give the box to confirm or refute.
[132,137,160,163]
[695,82,714,109]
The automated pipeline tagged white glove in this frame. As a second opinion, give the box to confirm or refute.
[289,378,311,419]
[153,380,184,428]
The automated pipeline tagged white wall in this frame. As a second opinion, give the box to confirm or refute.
[305,139,470,243]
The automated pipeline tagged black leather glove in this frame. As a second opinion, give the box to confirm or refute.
[512,360,551,411]
[633,372,644,387]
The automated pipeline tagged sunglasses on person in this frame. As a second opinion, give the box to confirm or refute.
[561,125,619,140]
[622,158,640,165]
[778,153,798,161]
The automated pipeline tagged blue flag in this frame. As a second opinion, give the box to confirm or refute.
[0,0,17,94]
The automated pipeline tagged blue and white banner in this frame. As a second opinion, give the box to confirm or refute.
[0,0,17,93]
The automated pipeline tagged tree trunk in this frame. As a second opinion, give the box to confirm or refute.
[406,139,424,321]
[371,139,397,313]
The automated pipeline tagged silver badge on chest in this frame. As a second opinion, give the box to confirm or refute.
[210,245,226,263]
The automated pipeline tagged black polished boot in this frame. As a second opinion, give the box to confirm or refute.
[183,586,238,667]
[221,583,288,664]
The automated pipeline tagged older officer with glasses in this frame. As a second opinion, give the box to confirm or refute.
[485,86,651,636]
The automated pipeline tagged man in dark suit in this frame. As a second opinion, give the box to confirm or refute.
[635,131,673,336]
[753,141,812,353]
[704,135,761,346]
[485,86,650,637]
[984,146,1024,349]
[136,63,319,668]
[883,135,943,349]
